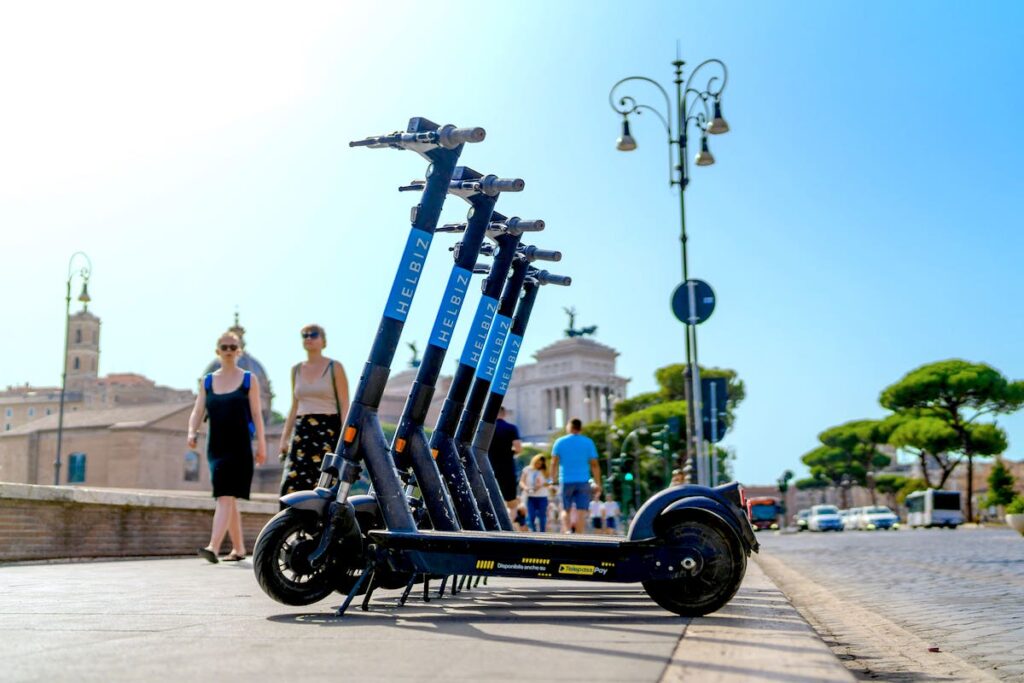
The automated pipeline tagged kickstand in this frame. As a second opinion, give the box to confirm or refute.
[437,576,448,598]
[483,576,488,586]
[398,574,417,606]
[457,575,468,592]
[473,575,482,588]
[462,574,472,591]
[336,565,373,617]
[422,575,431,603]
[451,575,459,596]
[360,567,379,611]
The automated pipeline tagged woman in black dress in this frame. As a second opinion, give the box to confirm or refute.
[187,331,267,563]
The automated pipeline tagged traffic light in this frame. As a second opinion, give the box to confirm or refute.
[700,377,728,443]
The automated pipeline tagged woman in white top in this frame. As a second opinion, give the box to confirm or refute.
[278,324,350,499]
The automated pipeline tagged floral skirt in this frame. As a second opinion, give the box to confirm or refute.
[280,413,341,497]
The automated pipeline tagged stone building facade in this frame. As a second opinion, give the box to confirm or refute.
[502,337,629,442]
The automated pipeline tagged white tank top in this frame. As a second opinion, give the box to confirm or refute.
[295,361,338,416]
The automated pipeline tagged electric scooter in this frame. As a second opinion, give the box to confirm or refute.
[253,117,486,605]
[328,246,756,618]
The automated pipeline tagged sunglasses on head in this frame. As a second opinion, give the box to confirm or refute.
[301,330,320,339]
[219,344,238,352]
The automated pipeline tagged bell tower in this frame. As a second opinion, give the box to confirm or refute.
[66,308,101,390]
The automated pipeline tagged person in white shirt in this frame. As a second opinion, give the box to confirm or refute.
[588,490,605,534]
[603,493,622,535]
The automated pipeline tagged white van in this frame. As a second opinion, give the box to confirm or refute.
[905,489,963,529]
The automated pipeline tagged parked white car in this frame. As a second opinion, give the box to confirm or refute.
[808,505,844,532]
[859,505,899,530]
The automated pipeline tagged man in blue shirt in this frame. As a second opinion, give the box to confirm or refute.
[550,418,602,533]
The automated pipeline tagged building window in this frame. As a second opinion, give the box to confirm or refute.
[4,423,10,431]
[184,451,200,482]
[75,328,82,343]
[73,357,80,370]
[27,408,35,417]
[4,408,10,417]
[68,453,87,484]
[45,408,52,415]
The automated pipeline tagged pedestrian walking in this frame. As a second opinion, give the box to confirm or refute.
[603,492,622,535]
[278,324,350,500]
[519,454,550,532]
[486,406,523,523]
[550,418,602,534]
[589,489,605,534]
[188,331,267,563]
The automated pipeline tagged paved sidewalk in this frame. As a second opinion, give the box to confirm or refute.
[0,555,852,682]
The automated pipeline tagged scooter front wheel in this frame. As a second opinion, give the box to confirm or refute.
[253,508,336,606]
[642,514,746,617]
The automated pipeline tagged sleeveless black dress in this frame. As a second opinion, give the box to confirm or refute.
[204,373,254,499]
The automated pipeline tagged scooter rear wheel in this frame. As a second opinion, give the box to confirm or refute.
[253,508,336,606]
[642,513,746,617]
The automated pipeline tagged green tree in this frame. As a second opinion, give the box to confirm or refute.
[881,360,1024,521]
[984,459,1017,509]
[800,445,856,506]
[819,419,894,504]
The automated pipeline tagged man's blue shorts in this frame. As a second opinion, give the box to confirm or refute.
[562,481,590,511]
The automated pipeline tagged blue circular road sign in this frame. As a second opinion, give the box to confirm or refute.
[671,279,716,325]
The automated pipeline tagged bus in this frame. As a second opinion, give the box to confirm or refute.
[905,489,964,529]
[745,496,780,531]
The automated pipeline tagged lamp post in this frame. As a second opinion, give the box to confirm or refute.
[609,49,730,486]
[55,252,92,486]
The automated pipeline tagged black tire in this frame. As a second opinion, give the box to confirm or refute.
[253,508,336,606]
[642,513,747,617]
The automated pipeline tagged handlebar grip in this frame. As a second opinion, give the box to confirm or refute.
[439,124,486,149]
[436,222,467,233]
[522,246,561,262]
[508,218,545,234]
[536,270,572,286]
[481,176,525,196]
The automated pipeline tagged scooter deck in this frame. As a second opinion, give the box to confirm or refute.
[367,529,689,583]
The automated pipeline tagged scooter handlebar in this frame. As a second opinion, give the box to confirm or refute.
[521,245,561,262]
[439,124,486,148]
[535,270,571,286]
[480,176,525,196]
[506,217,545,234]
[349,123,486,150]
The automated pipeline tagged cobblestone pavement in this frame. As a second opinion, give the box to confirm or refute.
[759,527,1024,681]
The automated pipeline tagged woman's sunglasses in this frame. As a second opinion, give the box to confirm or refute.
[219,344,238,352]
[301,330,320,339]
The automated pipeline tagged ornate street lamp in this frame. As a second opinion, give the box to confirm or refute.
[609,51,730,485]
[55,252,92,486]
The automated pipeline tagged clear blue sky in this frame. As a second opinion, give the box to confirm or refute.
[2,1,1023,484]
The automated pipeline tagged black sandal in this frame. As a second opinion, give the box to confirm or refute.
[198,547,219,564]
[222,552,246,562]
